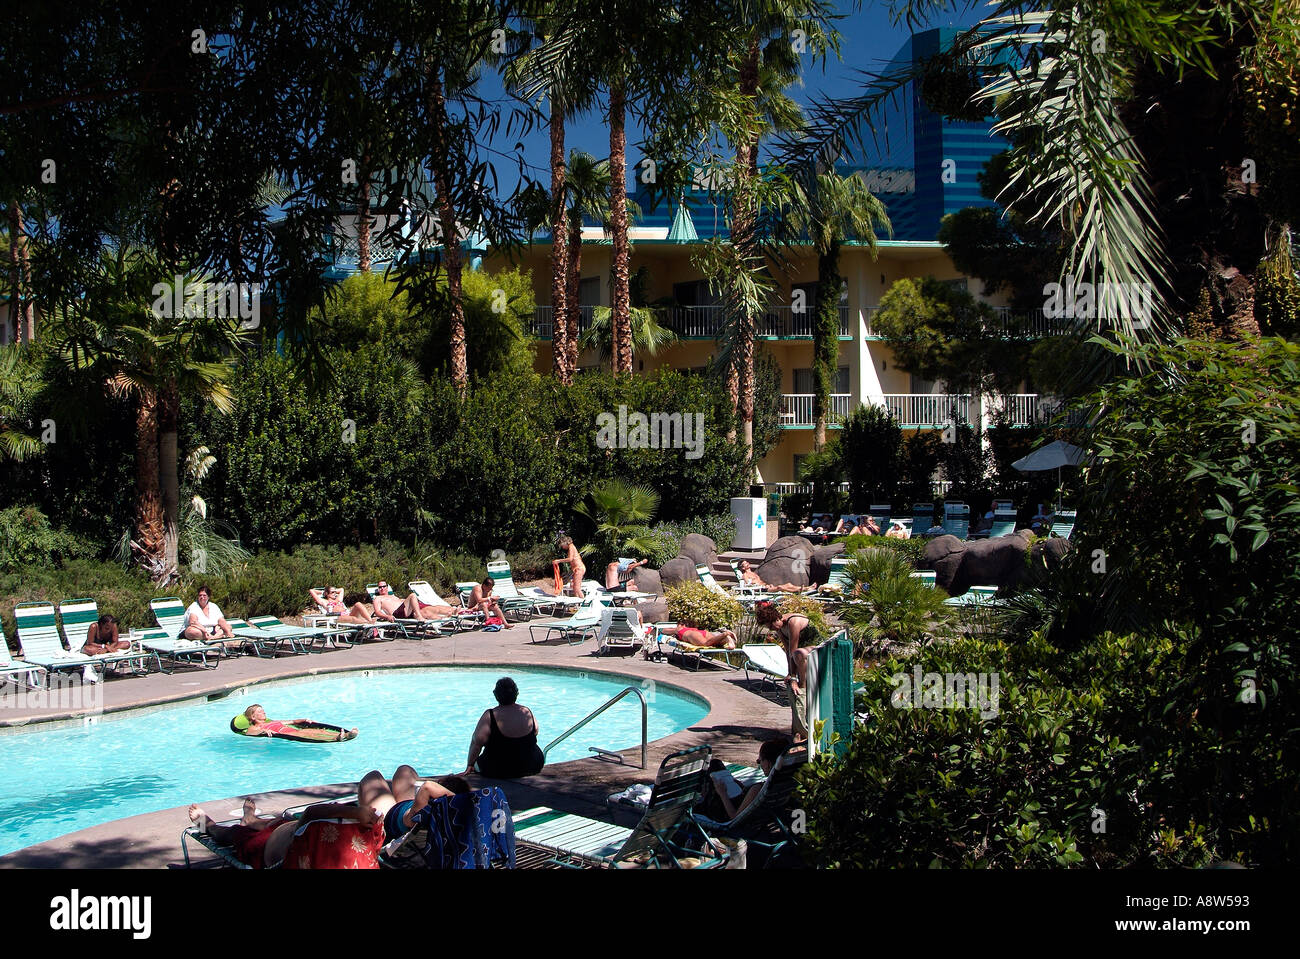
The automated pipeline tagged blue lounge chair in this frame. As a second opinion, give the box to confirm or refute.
[942,502,970,540]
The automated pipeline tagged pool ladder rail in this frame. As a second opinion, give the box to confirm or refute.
[542,686,648,770]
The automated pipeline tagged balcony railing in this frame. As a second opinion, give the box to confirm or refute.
[882,394,974,428]
[532,305,596,339]
[779,394,853,427]
[531,304,850,340]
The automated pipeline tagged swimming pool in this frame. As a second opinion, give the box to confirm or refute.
[0,665,708,857]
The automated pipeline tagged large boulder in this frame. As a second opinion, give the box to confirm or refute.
[921,535,967,592]
[631,567,663,596]
[808,542,847,586]
[678,533,719,571]
[657,556,698,589]
[923,530,1041,594]
[636,598,669,624]
[757,535,817,587]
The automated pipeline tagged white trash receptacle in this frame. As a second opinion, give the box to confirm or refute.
[730,497,767,550]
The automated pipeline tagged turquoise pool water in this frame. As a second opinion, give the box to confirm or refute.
[0,666,707,856]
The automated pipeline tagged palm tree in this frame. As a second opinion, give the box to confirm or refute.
[697,1,837,454]
[0,344,43,461]
[579,305,678,365]
[778,1,1300,354]
[562,151,644,373]
[49,251,244,583]
[509,2,599,386]
[787,171,891,449]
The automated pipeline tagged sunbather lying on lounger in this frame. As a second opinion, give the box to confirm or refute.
[371,582,450,622]
[384,765,472,840]
[187,770,392,868]
[310,587,377,625]
[82,614,131,655]
[736,559,813,594]
[661,624,738,650]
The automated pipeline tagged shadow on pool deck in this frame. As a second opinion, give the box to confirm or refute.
[0,623,792,869]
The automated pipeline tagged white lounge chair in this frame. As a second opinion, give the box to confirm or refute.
[595,607,646,656]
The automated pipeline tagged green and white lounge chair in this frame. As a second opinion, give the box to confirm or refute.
[57,598,160,677]
[943,585,1002,607]
[989,510,1018,538]
[408,580,484,630]
[942,501,970,540]
[485,560,558,618]
[151,597,244,657]
[0,622,46,689]
[912,502,935,531]
[741,643,788,690]
[14,602,100,683]
[910,570,938,587]
[514,745,724,868]
[1051,510,1077,540]
[594,607,646,656]
[867,504,891,532]
[528,603,602,645]
[697,563,778,604]
[695,746,808,868]
[135,628,223,671]
[363,584,447,639]
[648,623,744,670]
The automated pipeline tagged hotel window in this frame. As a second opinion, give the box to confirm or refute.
[793,366,850,394]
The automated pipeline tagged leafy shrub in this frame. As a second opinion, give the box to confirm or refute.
[664,581,744,630]
[0,505,96,572]
[838,551,953,655]
[797,629,1235,868]
[1,559,160,645]
[843,534,926,566]
[636,514,738,568]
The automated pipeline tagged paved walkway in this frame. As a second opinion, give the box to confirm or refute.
[0,620,790,868]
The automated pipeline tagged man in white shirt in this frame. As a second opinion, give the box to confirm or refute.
[183,586,234,640]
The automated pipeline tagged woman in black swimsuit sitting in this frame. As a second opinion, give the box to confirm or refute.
[462,677,545,779]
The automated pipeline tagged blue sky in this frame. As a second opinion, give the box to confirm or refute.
[477,0,982,193]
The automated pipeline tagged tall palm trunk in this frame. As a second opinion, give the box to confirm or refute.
[7,201,25,344]
[357,152,373,274]
[730,37,762,455]
[550,108,571,383]
[607,78,631,375]
[566,213,583,375]
[428,71,468,394]
[813,246,842,450]
[133,386,167,579]
[158,381,182,579]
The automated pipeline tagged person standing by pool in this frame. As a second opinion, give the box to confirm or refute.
[553,534,586,597]
[462,677,545,779]
[182,586,235,641]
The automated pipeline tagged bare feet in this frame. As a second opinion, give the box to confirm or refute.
[241,798,259,825]
[188,804,211,832]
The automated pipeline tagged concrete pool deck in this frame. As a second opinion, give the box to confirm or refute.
[0,621,792,868]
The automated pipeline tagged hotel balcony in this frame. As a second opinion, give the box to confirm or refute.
[534,304,1070,341]
[531,304,851,340]
[778,393,1069,429]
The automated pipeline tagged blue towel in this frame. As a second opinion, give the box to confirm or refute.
[414,787,515,869]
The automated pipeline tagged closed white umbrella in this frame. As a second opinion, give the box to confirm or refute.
[1012,440,1085,511]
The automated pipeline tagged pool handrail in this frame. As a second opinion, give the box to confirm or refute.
[542,685,648,770]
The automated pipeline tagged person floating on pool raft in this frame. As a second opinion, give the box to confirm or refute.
[231,704,358,743]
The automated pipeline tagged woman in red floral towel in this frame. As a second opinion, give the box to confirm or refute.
[187,771,391,868]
